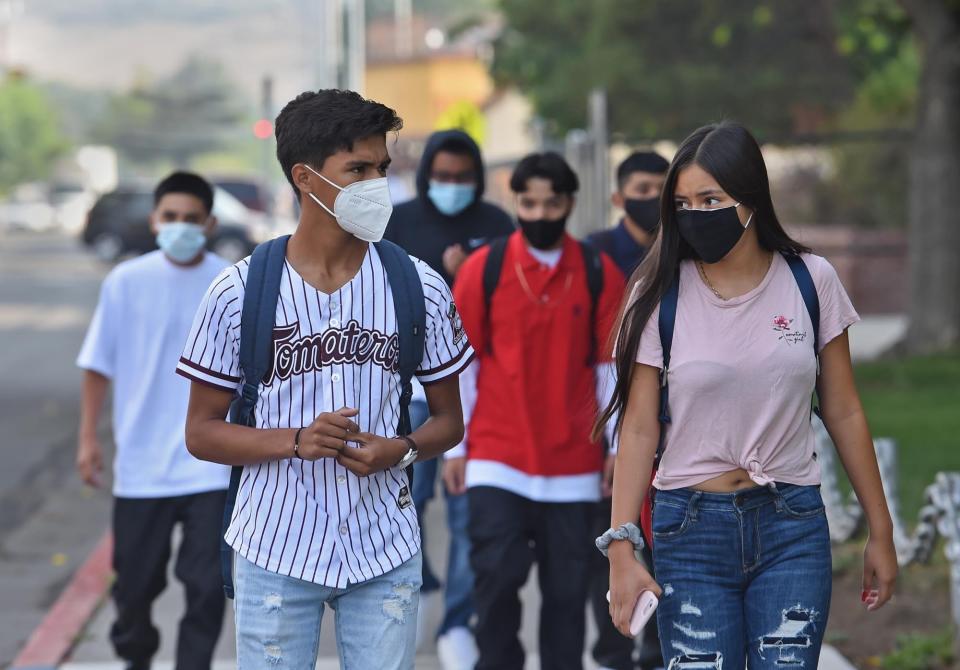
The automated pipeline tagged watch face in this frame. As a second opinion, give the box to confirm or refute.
[398,448,417,469]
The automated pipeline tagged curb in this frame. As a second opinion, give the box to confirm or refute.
[11,531,113,670]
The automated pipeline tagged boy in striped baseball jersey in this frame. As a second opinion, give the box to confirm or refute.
[177,90,472,669]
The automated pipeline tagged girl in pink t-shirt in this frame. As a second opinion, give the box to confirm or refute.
[596,122,897,669]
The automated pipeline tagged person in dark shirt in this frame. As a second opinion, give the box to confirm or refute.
[586,151,669,277]
[385,129,514,284]
[385,129,513,667]
[586,150,668,670]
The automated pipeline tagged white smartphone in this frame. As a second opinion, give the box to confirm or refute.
[606,589,659,637]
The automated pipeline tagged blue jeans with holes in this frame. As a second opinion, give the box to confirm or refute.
[651,483,832,670]
[410,399,475,636]
[234,551,422,669]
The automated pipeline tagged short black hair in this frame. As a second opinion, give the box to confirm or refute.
[154,171,214,214]
[275,89,403,199]
[616,151,670,189]
[434,135,475,157]
[509,152,579,195]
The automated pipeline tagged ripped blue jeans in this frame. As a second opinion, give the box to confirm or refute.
[651,484,831,669]
[234,551,422,669]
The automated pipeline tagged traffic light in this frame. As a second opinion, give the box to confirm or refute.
[253,119,273,140]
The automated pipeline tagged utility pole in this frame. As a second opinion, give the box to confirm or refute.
[260,75,274,188]
[588,88,610,232]
[394,0,413,59]
[313,0,342,89]
[346,0,365,93]
[0,0,24,75]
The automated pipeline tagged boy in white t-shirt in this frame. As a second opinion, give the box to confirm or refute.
[76,172,230,670]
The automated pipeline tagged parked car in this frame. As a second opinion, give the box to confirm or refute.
[82,186,272,263]
[0,182,58,233]
[211,176,274,214]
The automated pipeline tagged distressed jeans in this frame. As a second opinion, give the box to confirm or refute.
[234,551,422,669]
[651,483,832,670]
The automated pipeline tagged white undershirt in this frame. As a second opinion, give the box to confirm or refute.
[526,245,563,268]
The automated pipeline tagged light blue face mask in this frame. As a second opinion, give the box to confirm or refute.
[428,181,475,216]
[156,222,207,263]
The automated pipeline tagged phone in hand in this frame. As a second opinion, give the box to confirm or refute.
[607,589,659,637]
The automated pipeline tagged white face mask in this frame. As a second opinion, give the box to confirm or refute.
[302,164,393,243]
[156,222,206,263]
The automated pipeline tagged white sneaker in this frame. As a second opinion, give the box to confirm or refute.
[416,591,441,651]
[437,626,479,670]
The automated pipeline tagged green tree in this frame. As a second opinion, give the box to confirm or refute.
[95,55,247,168]
[0,77,70,194]
[897,0,960,354]
[494,0,856,142]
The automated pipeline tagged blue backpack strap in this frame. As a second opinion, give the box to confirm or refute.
[655,270,680,467]
[781,252,820,355]
[781,251,822,417]
[374,240,426,438]
[221,234,289,599]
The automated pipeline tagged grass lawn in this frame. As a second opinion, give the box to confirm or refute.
[853,350,960,522]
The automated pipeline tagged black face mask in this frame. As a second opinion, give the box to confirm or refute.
[518,216,567,250]
[676,203,751,264]
[623,196,660,234]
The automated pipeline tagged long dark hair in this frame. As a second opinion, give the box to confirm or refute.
[594,121,811,442]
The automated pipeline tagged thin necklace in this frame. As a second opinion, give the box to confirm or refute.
[696,260,727,300]
[697,254,773,301]
[514,262,573,306]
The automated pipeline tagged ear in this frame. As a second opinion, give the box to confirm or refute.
[611,191,625,209]
[290,164,315,199]
[204,215,218,236]
[148,211,160,236]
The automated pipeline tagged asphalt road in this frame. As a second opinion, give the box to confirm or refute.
[0,230,114,666]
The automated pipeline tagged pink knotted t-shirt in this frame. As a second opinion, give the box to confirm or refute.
[635,253,859,490]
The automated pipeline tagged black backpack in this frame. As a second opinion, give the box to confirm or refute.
[481,236,605,365]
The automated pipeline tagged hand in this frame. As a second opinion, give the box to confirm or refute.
[601,453,616,498]
[861,532,897,611]
[337,433,408,477]
[297,408,361,461]
[443,456,467,495]
[608,542,662,638]
[77,435,104,488]
[442,244,468,278]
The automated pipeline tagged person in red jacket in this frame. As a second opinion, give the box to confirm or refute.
[448,152,625,670]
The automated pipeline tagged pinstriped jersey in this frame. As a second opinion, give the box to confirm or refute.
[176,245,474,587]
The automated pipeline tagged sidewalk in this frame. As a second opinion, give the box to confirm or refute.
[52,493,856,670]
[24,315,903,670]
[57,495,571,670]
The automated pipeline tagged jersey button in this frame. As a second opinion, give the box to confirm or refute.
[337,475,346,484]
[331,318,341,328]
[331,300,339,310]
[332,373,341,382]
[339,525,348,535]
